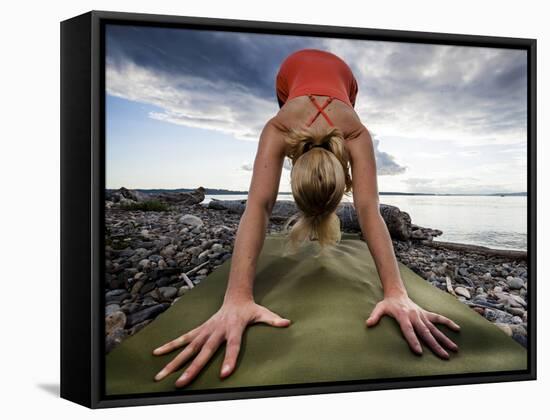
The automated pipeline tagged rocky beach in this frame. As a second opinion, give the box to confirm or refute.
[104,187,528,353]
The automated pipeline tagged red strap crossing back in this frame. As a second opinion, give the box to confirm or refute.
[306,94,334,127]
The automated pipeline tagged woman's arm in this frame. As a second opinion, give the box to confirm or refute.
[347,124,461,359]
[346,124,407,297]
[152,118,292,387]
[223,118,289,303]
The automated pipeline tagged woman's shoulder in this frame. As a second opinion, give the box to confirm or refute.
[272,97,363,140]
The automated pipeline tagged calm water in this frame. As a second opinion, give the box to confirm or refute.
[203,194,527,251]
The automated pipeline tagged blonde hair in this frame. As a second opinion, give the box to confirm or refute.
[282,125,353,254]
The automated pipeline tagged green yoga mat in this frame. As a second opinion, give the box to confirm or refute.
[105,232,527,395]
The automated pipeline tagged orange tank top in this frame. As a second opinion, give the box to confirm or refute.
[276,48,358,127]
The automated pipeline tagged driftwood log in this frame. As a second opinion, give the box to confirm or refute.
[208,198,439,241]
[154,187,206,205]
[106,187,207,206]
[419,240,527,261]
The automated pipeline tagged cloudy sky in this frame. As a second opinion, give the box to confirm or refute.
[105,24,527,194]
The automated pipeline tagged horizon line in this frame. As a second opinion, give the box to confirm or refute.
[105,187,527,196]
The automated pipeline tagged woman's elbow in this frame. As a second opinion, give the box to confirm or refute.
[355,200,381,219]
[245,197,274,219]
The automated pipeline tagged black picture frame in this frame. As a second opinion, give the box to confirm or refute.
[60,9,537,409]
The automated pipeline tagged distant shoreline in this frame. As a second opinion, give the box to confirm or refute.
[105,188,527,197]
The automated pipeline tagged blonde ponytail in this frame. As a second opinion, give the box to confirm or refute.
[282,125,352,254]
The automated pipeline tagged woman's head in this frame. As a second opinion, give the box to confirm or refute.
[282,125,353,252]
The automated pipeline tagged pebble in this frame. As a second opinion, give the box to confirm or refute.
[138,259,151,269]
[507,276,525,290]
[126,304,169,328]
[506,306,525,317]
[105,289,127,298]
[160,245,176,259]
[198,249,210,260]
[121,302,141,314]
[179,214,203,227]
[105,311,127,335]
[105,304,120,316]
[142,296,158,306]
[105,291,131,304]
[130,280,144,295]
[512,316,523,324]
[211,243,224,252]
[140,282,156,295]
[158,286,178,300]
[454,286,471,299]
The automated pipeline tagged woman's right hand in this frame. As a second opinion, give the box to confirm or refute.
[152,299,291,388]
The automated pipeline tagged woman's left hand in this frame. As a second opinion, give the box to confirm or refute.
[366,293,461,359]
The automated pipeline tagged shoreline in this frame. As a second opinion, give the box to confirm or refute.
[421,239,527,258]
[107,187,527,198]
[104,190,528,354]
[342,231,527,257]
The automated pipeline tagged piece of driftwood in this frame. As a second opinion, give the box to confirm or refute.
[184,261,209,276]
[106,187,207,205]
[179,272,195,289]
[445,275,457,296]
[208,199,430,241]
[420,240,527,260]
[154,187,206,205]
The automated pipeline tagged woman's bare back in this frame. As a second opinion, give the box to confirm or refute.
[272,94,364,142]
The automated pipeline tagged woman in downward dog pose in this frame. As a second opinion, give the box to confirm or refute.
[152,48,461,388]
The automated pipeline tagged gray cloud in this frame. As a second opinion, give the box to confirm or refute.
[240,162,254,171]
[325,38,527,146]
[372,137,407,175]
